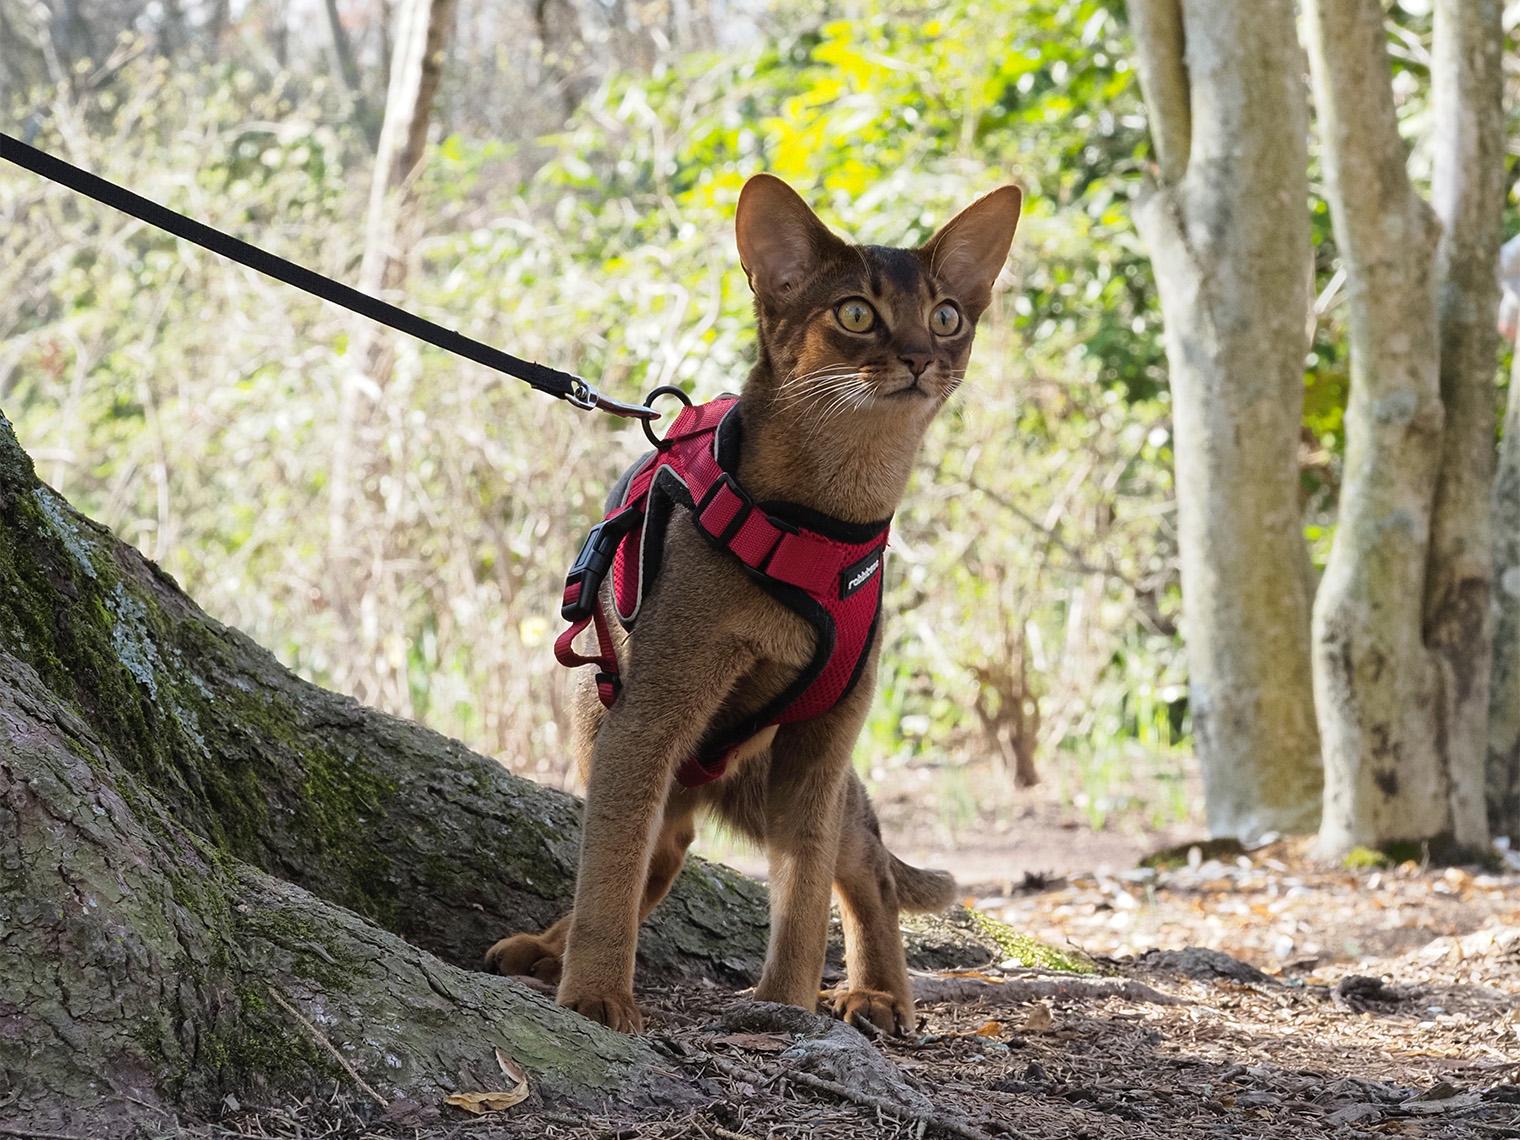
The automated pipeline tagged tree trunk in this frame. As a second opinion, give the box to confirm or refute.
[1488,239,1520,842]
[1305,0,1497,860]
[328,0,459,714]
[1127,0,1323,841]
[0,414,676,1133]
[322,0,381,150]
[0,411,1002,1131]
[1426,0,1506,848]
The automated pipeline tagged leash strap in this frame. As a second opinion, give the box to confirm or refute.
[0,130,656,421]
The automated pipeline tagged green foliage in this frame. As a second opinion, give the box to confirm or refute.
[3,1,1190,826]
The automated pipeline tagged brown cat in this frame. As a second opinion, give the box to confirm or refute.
[486,173,1022,1035]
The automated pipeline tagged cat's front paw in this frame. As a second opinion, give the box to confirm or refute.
[557,983,644,1033]
[828,987,914,1038]
[484,932,563,985]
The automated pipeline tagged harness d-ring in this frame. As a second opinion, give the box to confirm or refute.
[642,385,694,449]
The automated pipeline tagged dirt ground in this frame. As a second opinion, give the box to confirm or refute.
[195,818,1520,1140]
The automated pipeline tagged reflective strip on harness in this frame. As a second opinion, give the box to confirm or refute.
[554,397,890,787]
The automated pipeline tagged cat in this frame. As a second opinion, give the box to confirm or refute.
[486,173,1022,1035]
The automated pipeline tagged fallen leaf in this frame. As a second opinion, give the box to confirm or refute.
[973,1020,1004,1037]
[710,1032,791,1053]
[444,1087,529,1115]
[495,1048,527,1085]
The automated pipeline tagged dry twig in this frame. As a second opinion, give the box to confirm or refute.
[265,985,390,1109]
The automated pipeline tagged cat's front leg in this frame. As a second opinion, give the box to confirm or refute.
[751,703,863,1012]
[557,633,749,1032]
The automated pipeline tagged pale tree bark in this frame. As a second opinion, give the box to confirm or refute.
[1127,0,1323,840]
[327,0,458,712]
[1427,0,1507,847]
[0,411,1001,1132]
[322,0,381,149]
[1488,236,1520,842]
[1305,0,1499,859]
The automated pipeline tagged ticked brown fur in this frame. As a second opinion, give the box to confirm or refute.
[486,175,1022,1035]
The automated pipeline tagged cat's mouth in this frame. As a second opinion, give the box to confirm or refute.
[883,378,935,400]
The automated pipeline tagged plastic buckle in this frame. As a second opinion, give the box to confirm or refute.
[561,513,638,620]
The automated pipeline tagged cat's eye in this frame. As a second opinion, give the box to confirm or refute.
[834,298,879,334]
[930,302,962,336]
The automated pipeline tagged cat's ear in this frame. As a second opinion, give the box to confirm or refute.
[921,185,1022,310]
[736,174,843,300]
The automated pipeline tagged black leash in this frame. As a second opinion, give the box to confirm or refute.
[0,130,658,422]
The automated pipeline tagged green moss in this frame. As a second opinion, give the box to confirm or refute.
[236,905,366,991]
[964,908,1095,974]
[194,986,344,1102]
[1342,845,1394,870]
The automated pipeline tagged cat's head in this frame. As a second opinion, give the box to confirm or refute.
[735,175,1021,419]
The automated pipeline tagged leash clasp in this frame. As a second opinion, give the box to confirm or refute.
[566,378,662,421]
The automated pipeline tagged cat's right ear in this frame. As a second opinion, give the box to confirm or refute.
[735,174,842,300]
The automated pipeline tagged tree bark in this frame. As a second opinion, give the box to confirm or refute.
[322,0,381,149]
[328,0,459,713]
[0,411,1003,1130]
[1426,0,1506,848]
[0,417,680,1133]
[1127,0,1323,840]
[1305,0,1497,859]
[1489,237,1520,842]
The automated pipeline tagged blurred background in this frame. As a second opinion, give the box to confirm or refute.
[5,0,1502,877]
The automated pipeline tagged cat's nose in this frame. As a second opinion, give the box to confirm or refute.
[899,351,933,378]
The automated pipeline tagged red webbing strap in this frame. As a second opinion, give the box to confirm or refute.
[676,747,737,787]
[554,581,621,707]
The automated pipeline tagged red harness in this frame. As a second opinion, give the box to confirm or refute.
[554,397,890,786]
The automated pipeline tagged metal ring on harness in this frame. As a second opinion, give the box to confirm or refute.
[642,386,694,449]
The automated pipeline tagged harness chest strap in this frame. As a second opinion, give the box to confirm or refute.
[554,398,890,787]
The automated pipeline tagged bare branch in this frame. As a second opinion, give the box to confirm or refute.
[1304,0,1433,294]
[1127,0,1191,183]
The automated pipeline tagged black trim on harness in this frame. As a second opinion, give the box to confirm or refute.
[597,399,889,772]
[632,461,841,769]
[710,406,891,543]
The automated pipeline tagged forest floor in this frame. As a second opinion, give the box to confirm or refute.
[190,831,1520,1140]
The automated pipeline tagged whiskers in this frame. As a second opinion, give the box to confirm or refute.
[776,363,873,432]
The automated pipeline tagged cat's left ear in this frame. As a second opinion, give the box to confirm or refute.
[920,185,1023,311]
[736,174,844,301]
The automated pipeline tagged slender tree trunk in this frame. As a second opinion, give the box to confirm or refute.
[0,412,1001,1131]
[328,0,459,711]
[322,0,381,149]
[1305,0,1498,859]
[1127,0,1323,840]
[1489,239,1520,842]
[1426,0,1506,848]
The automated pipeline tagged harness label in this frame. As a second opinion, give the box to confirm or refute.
[839,546,885,599]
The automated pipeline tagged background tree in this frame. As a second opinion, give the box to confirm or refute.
[1491,235,1520,844]
[1125,0,1323,841]
[1305,0,1502,859]
[329,0,460,717]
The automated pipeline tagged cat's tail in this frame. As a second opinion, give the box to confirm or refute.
[889,853,959,913]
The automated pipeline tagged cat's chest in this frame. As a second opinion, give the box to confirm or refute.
[649,520,821,671]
